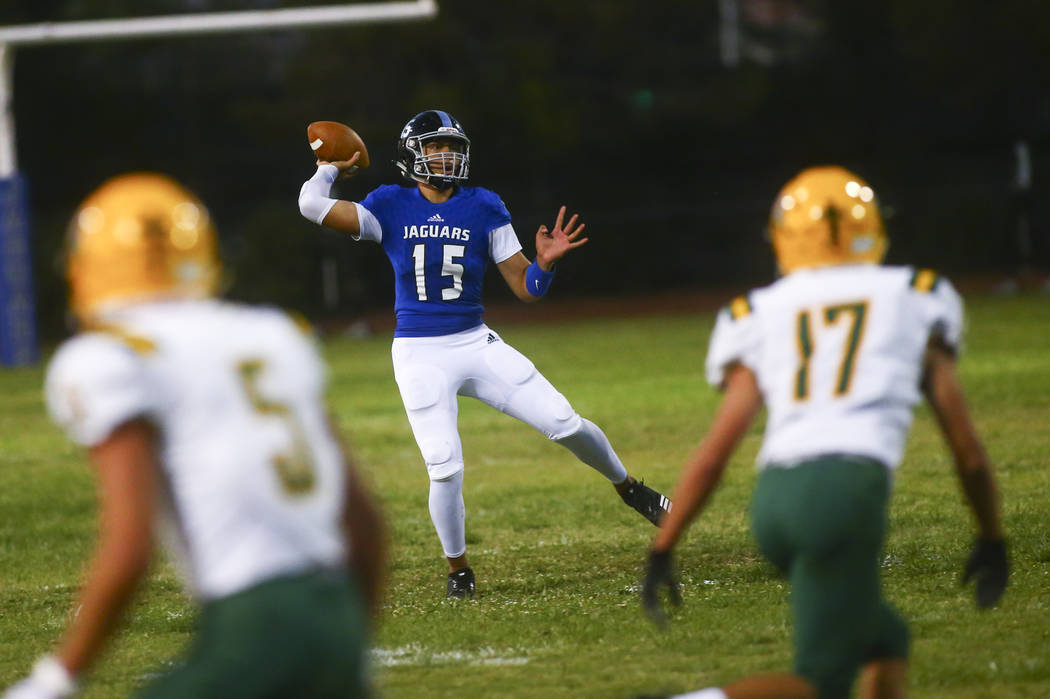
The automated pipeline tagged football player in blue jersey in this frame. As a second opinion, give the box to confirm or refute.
[299,109,671,598]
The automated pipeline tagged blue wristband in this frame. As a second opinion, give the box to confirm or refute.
[525,260,556,297]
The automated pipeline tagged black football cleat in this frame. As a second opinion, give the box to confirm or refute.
[620,480,672,527]
[446,567,476,599]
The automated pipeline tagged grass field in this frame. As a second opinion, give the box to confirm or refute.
[1,293,1048,698]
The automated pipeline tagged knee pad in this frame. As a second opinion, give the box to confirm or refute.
[547,394,582,441]
[428,460,464,481]
[419,439,462,481]
[421,439,462,481]
[429,469,462,484]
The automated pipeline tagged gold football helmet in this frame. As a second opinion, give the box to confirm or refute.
[769,166,887,274]
[67,173,220,320]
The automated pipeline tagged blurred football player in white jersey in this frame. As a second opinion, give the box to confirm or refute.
[639,166,1007,699]
[4,174,386,699]
[299,109,671,598]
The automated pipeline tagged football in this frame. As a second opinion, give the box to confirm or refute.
[306,121,370,169]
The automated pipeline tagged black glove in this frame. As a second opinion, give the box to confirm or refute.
[641,549,681,625]
[962,537,1008,609]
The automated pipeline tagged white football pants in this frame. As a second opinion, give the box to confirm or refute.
[392,324,628,558]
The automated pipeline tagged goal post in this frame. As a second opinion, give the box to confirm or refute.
[0,0,437,366]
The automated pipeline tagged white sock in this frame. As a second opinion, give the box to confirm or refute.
[429,471,466,558]
[554,417,629,483]
[671,689,728,699]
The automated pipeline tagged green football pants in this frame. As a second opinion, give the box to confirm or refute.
[138,569,370,699]
[752,455,909,699]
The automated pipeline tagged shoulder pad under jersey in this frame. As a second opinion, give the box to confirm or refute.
[909,268,941,293]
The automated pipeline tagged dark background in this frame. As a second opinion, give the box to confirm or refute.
[3,0,1049,338]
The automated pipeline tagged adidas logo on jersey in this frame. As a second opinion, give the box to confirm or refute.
[427,213,445,222]
[487,333,498,344]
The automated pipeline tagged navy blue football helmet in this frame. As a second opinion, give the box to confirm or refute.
[395,110,470,189]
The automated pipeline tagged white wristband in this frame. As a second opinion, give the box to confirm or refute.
[298,164,340,225]
[29,656,76,697]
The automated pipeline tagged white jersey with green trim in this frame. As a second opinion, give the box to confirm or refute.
[705,264,963,470]
[44,300,347,600]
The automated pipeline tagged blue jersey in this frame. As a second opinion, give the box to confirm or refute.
[358,184,521,337]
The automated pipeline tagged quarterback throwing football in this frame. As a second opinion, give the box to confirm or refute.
[299,109,670,598]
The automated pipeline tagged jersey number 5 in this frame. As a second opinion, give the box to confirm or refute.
[237,358,317,495]
[412,243,465,301]
[794,301,869,400]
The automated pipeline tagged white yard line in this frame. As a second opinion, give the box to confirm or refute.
[372,644,530,667]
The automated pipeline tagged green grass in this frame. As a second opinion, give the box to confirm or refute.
[1,293,1048,698]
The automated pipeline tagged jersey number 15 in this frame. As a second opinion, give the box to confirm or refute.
[412,243,465,301]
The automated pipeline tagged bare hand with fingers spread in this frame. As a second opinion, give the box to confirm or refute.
[535,205,588,271]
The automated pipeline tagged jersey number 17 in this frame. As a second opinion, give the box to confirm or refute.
[794,300,869,401]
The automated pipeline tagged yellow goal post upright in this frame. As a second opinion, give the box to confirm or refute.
[0,0,437,366]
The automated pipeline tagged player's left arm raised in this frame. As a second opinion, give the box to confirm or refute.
[497,205,588,303]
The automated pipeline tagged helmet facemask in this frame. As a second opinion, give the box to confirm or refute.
[405,131,470,188]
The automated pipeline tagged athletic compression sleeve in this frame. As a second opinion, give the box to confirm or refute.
[298,164,339,225]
